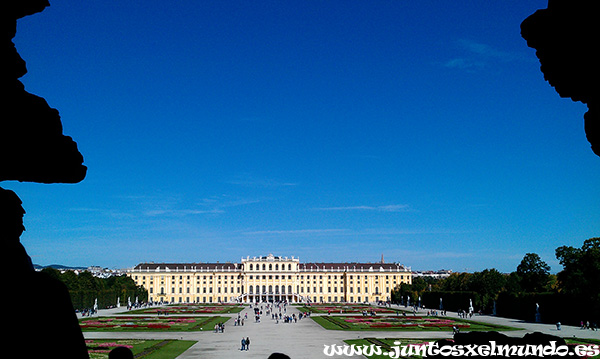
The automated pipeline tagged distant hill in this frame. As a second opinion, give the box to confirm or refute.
[33,264,87,271]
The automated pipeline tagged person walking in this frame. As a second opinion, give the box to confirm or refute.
[245,337,250,350]
[241,337,246,351]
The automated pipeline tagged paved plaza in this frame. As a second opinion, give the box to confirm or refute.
[81,304,600,358]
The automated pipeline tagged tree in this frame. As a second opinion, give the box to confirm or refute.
[556,237,600,299]
[391,276,441,305]
[516,253,550,292]
[504,272,522,294]
[439,272,472,292]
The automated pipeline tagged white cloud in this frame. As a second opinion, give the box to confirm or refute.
[443,58,484,70]
[443,39,532,71]
[143,209,224,217]
[243,228,348,236]
[226,174,298,188]
[314,204,411,212]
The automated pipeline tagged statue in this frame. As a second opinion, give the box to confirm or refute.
[468,299,474,314]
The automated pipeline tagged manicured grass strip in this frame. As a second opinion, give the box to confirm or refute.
[141,340,196,359]
[80,316,229,332]
[312,315,351,330]
[85,339,196,359]
[312,315,519,331]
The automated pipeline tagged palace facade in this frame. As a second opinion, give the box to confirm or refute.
[128,254,411,304]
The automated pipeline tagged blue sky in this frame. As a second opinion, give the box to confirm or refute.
[6,0,599,272]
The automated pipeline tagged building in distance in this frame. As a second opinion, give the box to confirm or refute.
[412,269,453,279]
[128,254,412,304]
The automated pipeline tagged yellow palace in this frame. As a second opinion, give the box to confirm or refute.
[128,254,411,304]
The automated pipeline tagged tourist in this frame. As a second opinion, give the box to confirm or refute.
[246,337,250,350]
[241,337,246,350]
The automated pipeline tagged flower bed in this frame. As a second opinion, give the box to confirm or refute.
[301,304,400,314]
[130,304,243,314]
[313,314,518,332]
[341,316,471,329]
[85,339,138,358]
[79,316,227,332]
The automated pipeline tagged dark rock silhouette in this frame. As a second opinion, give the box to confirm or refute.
[109,347,134,359]
[521,0,599,157]
[2,0,87,183]
[1,188,90,358]
[2,1,89,358]
[268,353,291,359]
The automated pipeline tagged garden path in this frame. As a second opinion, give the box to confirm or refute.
[82,304,600,358]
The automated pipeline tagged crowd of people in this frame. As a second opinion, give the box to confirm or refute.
[79,308,97,317]
[579,320,598,331]
[426,309,447,316]
[457,308,475,318]
[214,322,226,333]
[246,301,311,324]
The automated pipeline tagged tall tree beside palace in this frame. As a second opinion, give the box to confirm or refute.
[556,238,600,301]
[516,253,551,293]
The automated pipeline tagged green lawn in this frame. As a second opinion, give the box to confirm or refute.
[80,316,229,332]
[312,315,519,331]
[85,339,196,359]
